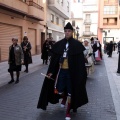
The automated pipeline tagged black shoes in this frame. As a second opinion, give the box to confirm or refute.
[8,80,19,84]
[8,80,14,84]
[24,70,28,73]
[15,80,19,84]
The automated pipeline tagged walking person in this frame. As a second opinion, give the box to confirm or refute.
[83,39,94,75]
[37,22,88,120]
[108,41,114,57]
[47,37,56,61]
[41,39,49,65]
[21,36,32,73]
[91,38,97,64]
[8,37,24,84]
[95,38,102,59]
[117,41,120,74]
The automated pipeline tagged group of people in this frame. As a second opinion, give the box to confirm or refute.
[37,22,102,120]
[8,36,32,84]
[41,37,55,65]
[104,40,120,74]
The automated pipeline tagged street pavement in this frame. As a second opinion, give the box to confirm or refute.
[0,55,44,87]
[0,53,118,120]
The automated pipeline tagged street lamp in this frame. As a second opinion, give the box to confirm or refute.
[76,26,79,40]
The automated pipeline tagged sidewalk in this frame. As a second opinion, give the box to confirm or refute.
[104,51,120,120]
[0,55,46,87]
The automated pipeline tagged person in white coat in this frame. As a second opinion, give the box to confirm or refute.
[83,39,94,75]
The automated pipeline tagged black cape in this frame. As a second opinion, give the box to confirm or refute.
[37,37,88,110]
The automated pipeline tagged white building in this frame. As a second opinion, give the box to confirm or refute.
[47,0,71,41]
[66,0,83,41]
[82,0,98,39]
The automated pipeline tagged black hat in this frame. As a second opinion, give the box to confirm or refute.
[64,22,73,31]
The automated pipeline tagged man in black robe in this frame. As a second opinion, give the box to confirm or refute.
[37,22,88,120]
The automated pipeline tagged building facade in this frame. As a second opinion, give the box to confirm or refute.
[82,0,98,39]
[0,0,46,62]
[98,0,120,44]
[47,0,71,41]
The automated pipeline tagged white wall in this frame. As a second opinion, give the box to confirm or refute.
[71,2,83,18]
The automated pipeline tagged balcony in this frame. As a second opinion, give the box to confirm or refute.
[28,0,44,21]
[0,0,28,15]
[84,19,91,25]
[48,0,70,19]
[83,31,92,36]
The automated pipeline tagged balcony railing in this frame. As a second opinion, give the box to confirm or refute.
[84,19,91,25]
[29,0,44,11]
[104,11,118,15]
[83,31,92,36]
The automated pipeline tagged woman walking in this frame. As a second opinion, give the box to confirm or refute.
[21,36,32,73]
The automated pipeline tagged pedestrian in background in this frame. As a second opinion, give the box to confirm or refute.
[37,22,88,120]
[48,37,56,61]
[21,36,32,73]
[95,38,102,60]
[108,41,114,57]
[91,37,96,64]
[83,39,94,75]
[8,37,24,84]
[41,39,49,65]
[117,41,120,74]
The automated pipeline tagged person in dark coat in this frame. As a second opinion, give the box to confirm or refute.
[37,22,88,120]
[41,40,49,65]
[48,37,56,61]
[8,37,24,84]
[117,41,120,74]
[108,41,114,57]
[21,36,32,73]
[91,39,97,64]
[96,38,102,59]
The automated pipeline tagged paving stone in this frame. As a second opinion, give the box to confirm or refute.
[0,60,117,120]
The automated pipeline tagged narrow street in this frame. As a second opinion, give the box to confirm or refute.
[0,60,117,120]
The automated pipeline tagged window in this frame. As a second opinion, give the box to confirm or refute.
[62,21,65,27]
[85,26,90,31]
[86,14,90,19]
[67,1,69,12]
[57,0,60,3]
[104,0,118,4]
[104,6,118,14]
[22,0,26,2]
[72,21,75,27]
[56,17,59,25]
[61,0,63,6]
[51,14,54,23]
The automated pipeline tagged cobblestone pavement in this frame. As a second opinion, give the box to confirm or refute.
[0,60,117,120]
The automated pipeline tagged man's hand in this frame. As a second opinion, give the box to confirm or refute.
[47,73,53,79]
[21,60,24,64]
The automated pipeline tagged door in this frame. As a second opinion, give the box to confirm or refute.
[0,23,22,62]
[28,28,36,55]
